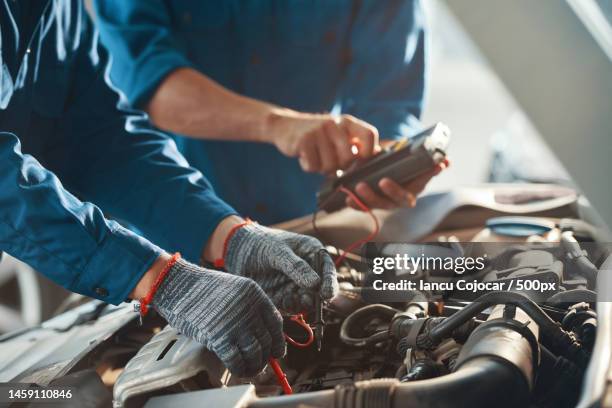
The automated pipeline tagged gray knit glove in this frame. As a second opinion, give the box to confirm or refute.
[224,224,338,313]
[152,259,285,377]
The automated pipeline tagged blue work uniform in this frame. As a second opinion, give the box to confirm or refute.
[93,0,427,224]
[0,0,235,304]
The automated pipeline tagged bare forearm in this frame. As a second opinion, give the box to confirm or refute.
[146,67,284,142]
[146,68,382,176]
[130,252,172,299]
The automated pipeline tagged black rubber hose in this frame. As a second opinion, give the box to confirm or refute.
[546,289,597,306]
[339,304,398,347]
[248,358,530,408]
[423,292,556,344]
[392,358,530,408]
[251,310,535,408]
[418,291,588,366]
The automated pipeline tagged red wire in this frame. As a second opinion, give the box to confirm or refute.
[268,358,293,394]
[269,186,378,395]
[334,186,380,266]
[283,314,314,348]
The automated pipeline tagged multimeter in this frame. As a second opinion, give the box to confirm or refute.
[317,122,450,213]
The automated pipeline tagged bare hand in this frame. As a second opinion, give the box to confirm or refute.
[346,159,449,210]
[268,110,379,174]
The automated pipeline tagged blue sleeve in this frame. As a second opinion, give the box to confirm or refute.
[0,132,162,305]
[340,0,427,140]
[54,16,236,264]
[92,0,193,108]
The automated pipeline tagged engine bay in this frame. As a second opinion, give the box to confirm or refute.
[108,232,603,407]
[0,184,609,408]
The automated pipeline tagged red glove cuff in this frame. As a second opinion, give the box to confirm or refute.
[213,219,253,269]
[139,252,181,316]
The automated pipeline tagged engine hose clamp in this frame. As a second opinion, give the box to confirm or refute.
[406,318,427,347]
[396,318,427,355]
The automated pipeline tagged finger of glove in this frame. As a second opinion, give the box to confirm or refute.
[259,273,287,301]
[238,335,265,377]
[274,289,313,314]
[281,293,298,313]
[289,285,310,313]
[254,326,272,369]
[292,293,303,312]
[215,343,247,377]
[270,282,297,312]
[319,252,339,300]
[271,290,287,311]
[292,286,304,312]
[261,308,286,358]
[296,288,315,312]
[270,246,321,289]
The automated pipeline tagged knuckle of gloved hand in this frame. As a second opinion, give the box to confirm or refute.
[320,285,336,300]
[271,310,284,332]
[243,279,264,297]
[302,235,323,249]
[244,346,265,374]
[281,296,294,311]
[300,293,314,310]
[270,244,290,262]
[230,362,246,377]
[271,339,286,359]
[216,347,244,376]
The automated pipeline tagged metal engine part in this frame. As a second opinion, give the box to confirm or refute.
[113,325,227,408]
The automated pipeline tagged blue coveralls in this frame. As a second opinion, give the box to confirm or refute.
[0,0,235,304]
[93,0,428,224]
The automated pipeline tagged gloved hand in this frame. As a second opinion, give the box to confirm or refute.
[152,258,285,377]
[224,223,339,313]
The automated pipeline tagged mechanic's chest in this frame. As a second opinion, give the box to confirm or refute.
[167,0,352,106]
[0,0,73,156]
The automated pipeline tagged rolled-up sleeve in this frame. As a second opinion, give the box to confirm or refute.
[92,0,194,108]
[0,132,162,305]
[340,0,427,140]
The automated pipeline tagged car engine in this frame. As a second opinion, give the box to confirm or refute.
[109,219,605,407]
[1,186,609,408]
